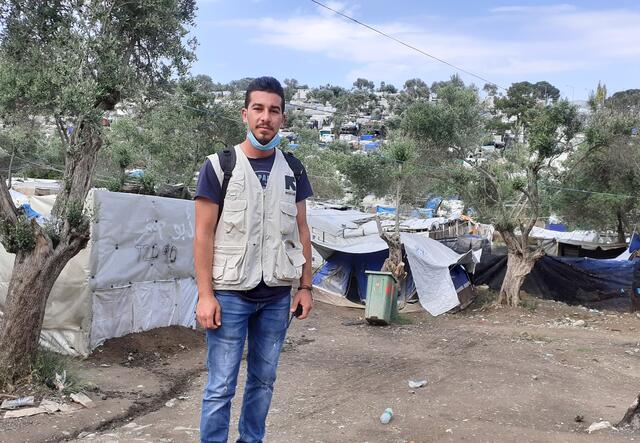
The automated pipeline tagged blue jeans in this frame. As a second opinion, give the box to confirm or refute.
[200,293,290,443]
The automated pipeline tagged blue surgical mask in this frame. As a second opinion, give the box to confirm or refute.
[247,129,281,151]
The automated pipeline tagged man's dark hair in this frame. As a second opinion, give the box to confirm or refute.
[244,76,286,112]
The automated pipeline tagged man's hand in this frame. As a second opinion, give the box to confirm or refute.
[291,289,313,320]
[196,294,222,329]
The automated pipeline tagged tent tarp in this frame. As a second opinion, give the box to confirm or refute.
[0,189,197,356]
[474,254,636,305]
[402,234,475,315]
[312,232,476,316]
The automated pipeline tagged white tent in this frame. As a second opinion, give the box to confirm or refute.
[0,190,198,356]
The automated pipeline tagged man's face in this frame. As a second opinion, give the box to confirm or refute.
[242,91,285,144]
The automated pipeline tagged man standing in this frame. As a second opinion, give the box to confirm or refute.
[194,77,314,443]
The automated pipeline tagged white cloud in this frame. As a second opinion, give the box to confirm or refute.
[213,4,640,86]
[490,4,577,14]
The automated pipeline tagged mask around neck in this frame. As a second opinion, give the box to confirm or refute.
[247,129,281,151]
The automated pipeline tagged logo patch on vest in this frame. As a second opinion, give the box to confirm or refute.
[284,175,296,195]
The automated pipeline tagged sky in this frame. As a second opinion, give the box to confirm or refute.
[191,1,640,100]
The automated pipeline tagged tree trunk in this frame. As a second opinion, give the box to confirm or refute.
[616,210,626,244]
[496,229,542,307]
[0,231,56,385]
[7,144,15,190]
[618,393,640,430]
[497,251,537,306]
[0,120,98,387]
[376,216,406,283]
[53,121,102,220]
[0,226,90,386]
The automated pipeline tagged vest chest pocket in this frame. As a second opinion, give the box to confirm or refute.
[213,245,246,283]
[280,202,298,235]
[226,172,245,198]
[222,199,247,234]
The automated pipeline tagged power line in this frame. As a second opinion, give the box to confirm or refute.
[310,0,506,90]
[543,184,638,200]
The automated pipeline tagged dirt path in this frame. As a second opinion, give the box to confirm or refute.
[3,299,640,442]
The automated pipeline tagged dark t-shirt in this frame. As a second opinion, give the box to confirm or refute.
[195,150,313,302]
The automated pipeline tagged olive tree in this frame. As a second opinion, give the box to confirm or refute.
[0,0,196,385]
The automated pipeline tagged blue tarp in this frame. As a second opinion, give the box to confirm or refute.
[20,203,41,220]
[363,141,381,151]
[629,232,640,254]
[313,250,388,301]
[474,254,637,305]
[360,134,374,141]
[127,169,144,178]
[313,249,461,304]
[19,203,47,225]
[547,223,568,232]
[376,206,396,215]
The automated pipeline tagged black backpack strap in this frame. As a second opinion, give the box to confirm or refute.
[217,147,236,224]
[283,151,304,181]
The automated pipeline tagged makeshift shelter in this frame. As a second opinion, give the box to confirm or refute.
[474,254,636,307]
[530,227,627,258]
[0,190,197,356]
[308,207,479,315]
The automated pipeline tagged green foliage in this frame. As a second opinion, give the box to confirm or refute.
[308,84,348,106]
[430,74,465,95]
[353,78,375,91]
[401,80,580,236]
[495,81,561,125]
[288,139,344,201]
[31,348,85,394]
[0,215,36,253]
[101,76,245,190]
[401,83,484,153]
[337,152,392,203]
[283,78,299,102]
[554,107,640,235]
[607,89,640,112]
[66,200,88,230]
[378,82,398,94]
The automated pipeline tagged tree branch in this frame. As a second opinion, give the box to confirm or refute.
[0,172,19,225]
[55,115,70,146]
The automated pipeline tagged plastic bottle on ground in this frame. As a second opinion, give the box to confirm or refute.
[380,407,393,424]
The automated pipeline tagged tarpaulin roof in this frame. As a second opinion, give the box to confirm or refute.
[474,253,636,305]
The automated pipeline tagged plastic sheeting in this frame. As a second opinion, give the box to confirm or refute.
[312,250,389,302]
[90,278,197,349]
[402,234,475,315]
[0,189,198,356]
[474,254,636,305]
[90,190,195,289]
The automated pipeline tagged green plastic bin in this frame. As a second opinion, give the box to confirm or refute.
[364,271,398,325]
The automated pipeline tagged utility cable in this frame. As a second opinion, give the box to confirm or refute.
[310,0,506,91]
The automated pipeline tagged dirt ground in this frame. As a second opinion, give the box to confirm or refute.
[2,295,640,443]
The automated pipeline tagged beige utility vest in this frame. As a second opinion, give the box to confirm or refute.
[207,145,306,290]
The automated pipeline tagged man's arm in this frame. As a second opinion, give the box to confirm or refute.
[194,197,222,329]
[291,199,313,319]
